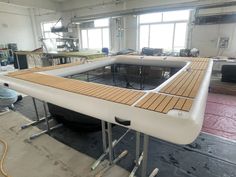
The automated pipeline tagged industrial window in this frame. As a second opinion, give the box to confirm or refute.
[81,18,110,49]
[41,21,63,39]
[139,10,190,52]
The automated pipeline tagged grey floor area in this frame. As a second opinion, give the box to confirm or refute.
[14,96,236,177]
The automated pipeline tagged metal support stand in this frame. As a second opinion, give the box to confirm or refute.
[16,54,20,69]
[107,123,113,164]
[91,121,130,171]
[136,132,141,164]
[95,150,128,177]
[21,97,63,140]
[141,134,149,177]
[130,133,158,177]
[101,121,107,153]
[21,98,45,129]
[130,132,143,177]
[33,98,39,121]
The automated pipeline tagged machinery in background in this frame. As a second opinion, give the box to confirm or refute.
[179,48,200,57]
[0,49,9,65]
[140,47,200,57]
[56,37,79,52]
[141,47,163,56]
[0,43,17,66]
[221,65,236,83]
[48,18,79,52]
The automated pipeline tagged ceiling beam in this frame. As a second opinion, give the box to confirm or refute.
[0,0,60,11]
[61,0,236,13]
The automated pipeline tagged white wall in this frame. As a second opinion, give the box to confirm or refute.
[190,23,236,57]
[124,15,138,50]
[0,3,35,50]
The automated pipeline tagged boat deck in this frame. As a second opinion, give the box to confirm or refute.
[7,57,210,114]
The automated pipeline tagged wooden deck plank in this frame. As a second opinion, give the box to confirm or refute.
[90,86,114,97]
[189,71,205,98]
[112,90,134,103]
[135,93,155,107]
[126,92,145,105]
[148,94,166,111]
[97,87,121,99]
[182,99,193,111]
[160,72,185,93]
[170,71,194,95]
[141,93,160,109]
[174,98,186,110]
[120,91,140,104]
[81,85,107,96]
[103,88,126,101]
[93,87,117,98]
[175,71,198,96]
[155,95,172,112]
[161,72,188,93]
[182,71,201,97]
[162,97,179,113]
[100,88,122,100]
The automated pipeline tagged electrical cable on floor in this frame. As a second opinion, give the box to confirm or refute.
[0,138,11,177]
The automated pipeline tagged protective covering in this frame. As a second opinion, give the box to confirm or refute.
[0,87,17,108]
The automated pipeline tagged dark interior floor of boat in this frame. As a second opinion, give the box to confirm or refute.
[67,64,180,90]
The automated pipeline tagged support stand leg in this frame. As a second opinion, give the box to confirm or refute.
[129,132,143,177]
[91,127,130,170]
[141,134,149,177]
[29,124,62,140]
[30,101,63,140]
[33,98,39,121]
[21,98,46,129]
[43,101,50,135]
[107,123,113,164]
[136,132,141,164]
[148,168,159,177]
[20,97,63,140]
[91,122,130,171]
[101,121,107,153]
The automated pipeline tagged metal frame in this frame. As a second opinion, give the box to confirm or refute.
[15,54,20,70]
[129,132,158,177]
[92,122,158,177]
[21,97,63,140]
[21,98,157,176]
[91,121,131,171]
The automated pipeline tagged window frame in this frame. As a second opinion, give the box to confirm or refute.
[80,26,110,49]
[138,10,190,52]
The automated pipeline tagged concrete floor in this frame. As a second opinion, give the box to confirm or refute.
[0,111,129,177]
[14,96,236,177]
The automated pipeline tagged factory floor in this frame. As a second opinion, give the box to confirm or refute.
[11,95,236,177]
[0,111,129,177]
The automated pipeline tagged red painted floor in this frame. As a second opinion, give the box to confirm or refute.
[202,93,236,140]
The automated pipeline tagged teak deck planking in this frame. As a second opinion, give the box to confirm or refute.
[12,73,144,106]
[7,57,210,114]
[160,60,209,98]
